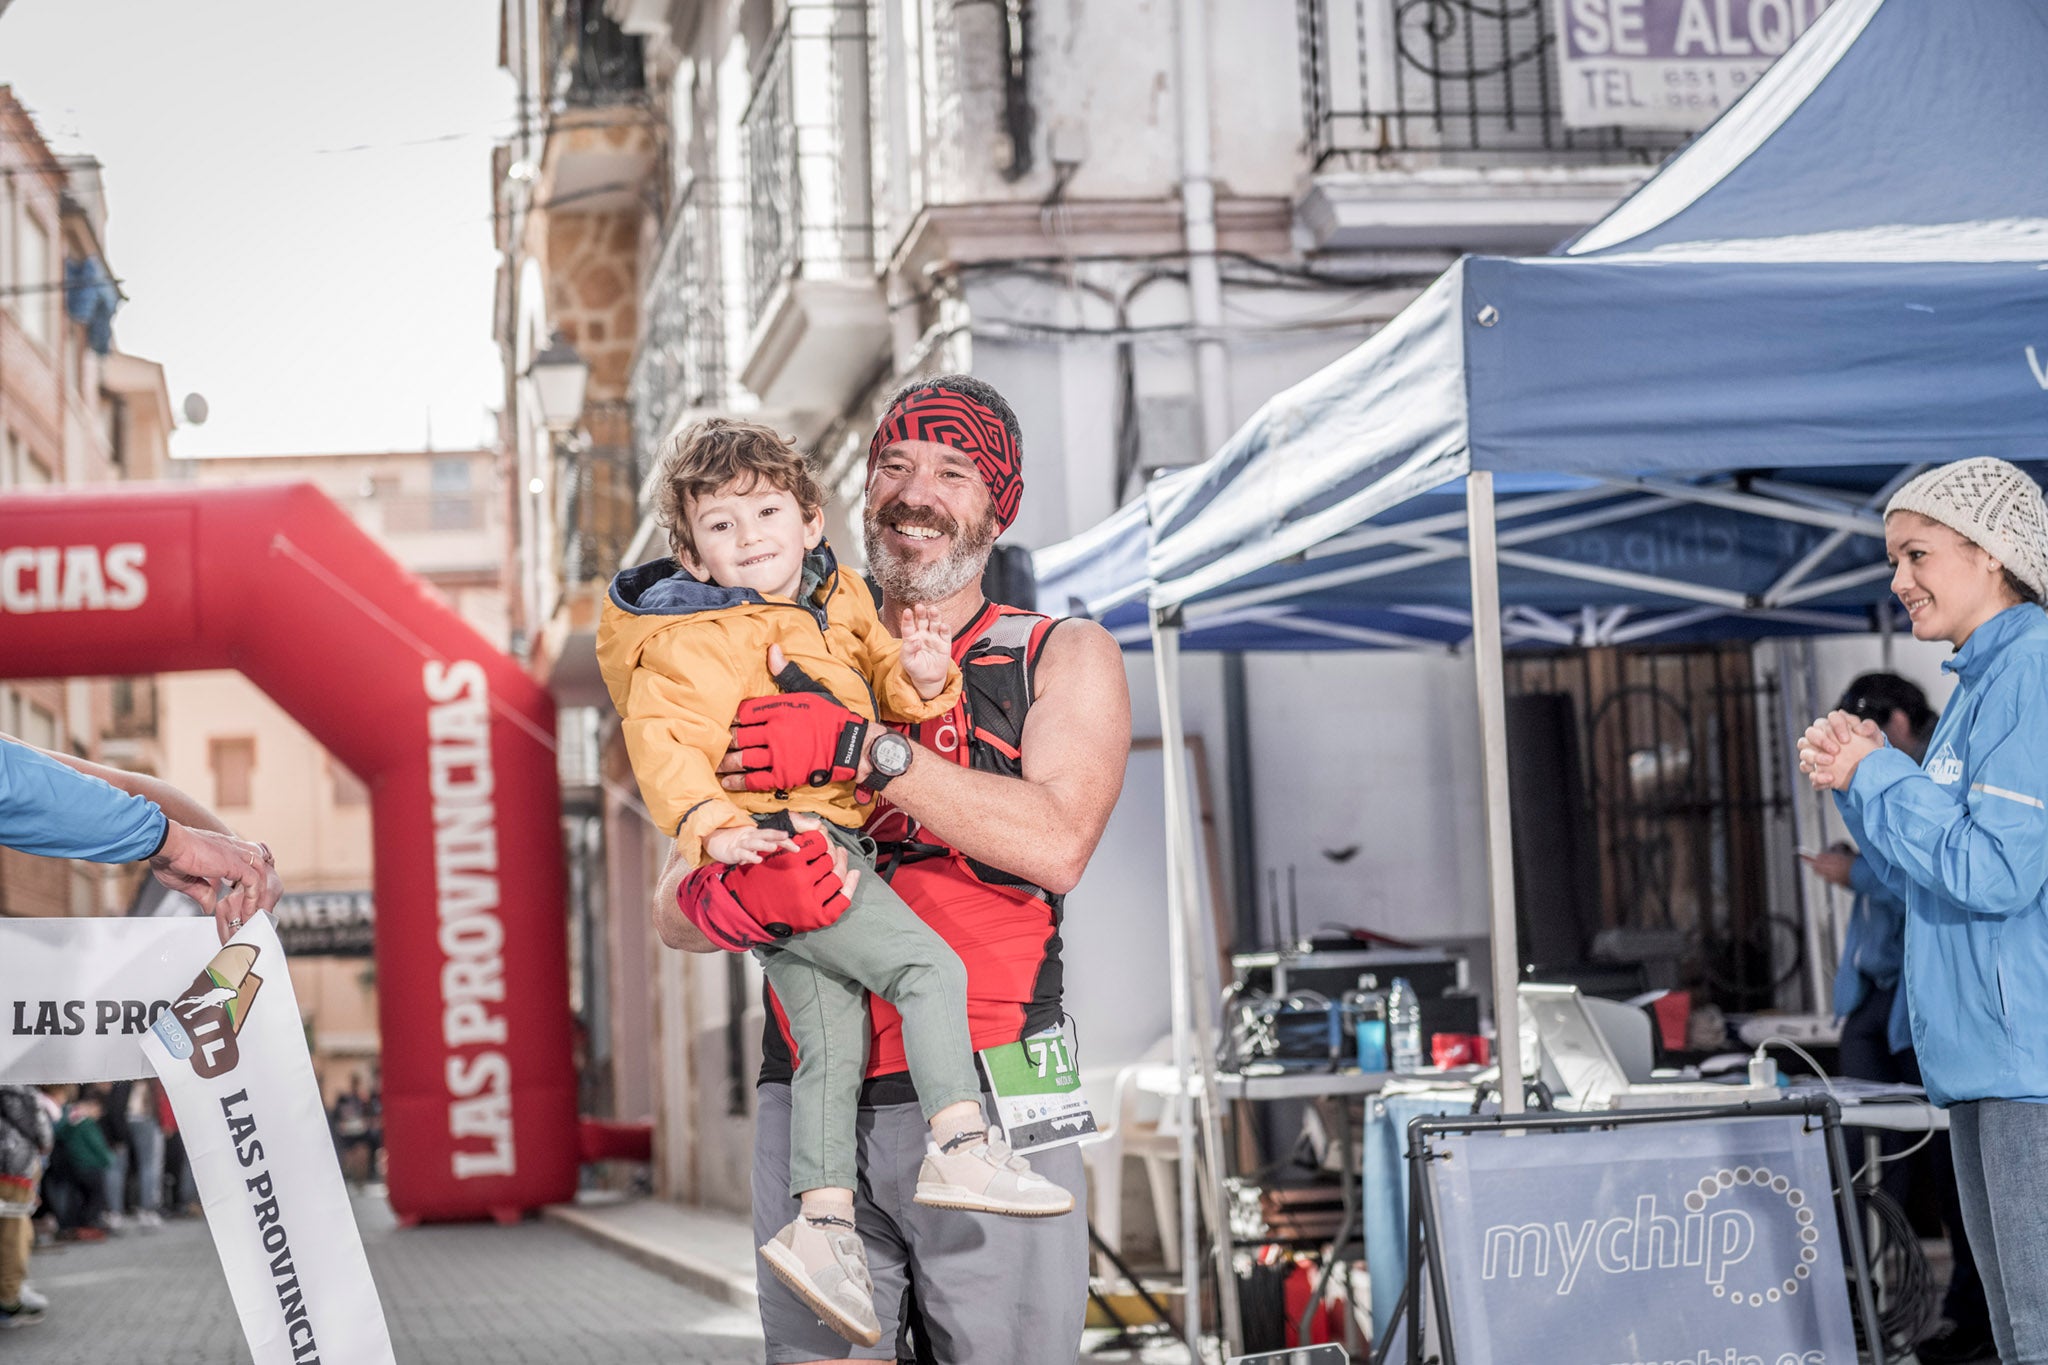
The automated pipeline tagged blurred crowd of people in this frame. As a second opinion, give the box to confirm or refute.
[1,1078,206,1330]
[329,1073,383,1186]
[0,1070,386,1331]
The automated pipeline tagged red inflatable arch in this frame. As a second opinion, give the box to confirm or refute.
[0,482,576,1223]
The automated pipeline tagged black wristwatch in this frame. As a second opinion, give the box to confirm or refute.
[866,731,915,792]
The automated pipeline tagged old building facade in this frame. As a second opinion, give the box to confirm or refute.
[490,0,1685,1214]
[0,87,176,920]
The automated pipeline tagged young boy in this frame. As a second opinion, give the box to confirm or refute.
[597,419,1071,1346]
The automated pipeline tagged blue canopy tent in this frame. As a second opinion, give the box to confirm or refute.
[1039,1,2048,1347]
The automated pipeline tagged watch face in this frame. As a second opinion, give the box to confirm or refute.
[873,733,913,777]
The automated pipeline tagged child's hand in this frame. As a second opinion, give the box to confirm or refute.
[703,824,797,866]
[900,605,951,699]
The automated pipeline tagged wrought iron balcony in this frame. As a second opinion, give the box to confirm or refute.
[552,0,647,110]
[1300,0,1686,168]
[557,437,641,585]
[630,178,728,474]
[739,7,877,328]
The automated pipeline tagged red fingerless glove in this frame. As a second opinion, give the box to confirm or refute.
[730,693,869,793]
[674,829,853,951]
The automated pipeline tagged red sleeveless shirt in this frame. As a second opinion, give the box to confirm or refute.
[759,601,1068,1097]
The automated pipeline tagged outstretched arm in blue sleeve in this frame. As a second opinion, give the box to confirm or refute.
[0,738,166,862]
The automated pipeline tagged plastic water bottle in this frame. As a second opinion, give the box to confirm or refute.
[1388,976,1423,1073]
[1347,975,1388,1071]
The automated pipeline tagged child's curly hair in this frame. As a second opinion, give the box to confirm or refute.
[654,418,824,561]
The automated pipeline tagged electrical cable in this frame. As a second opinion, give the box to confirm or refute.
[1753,1035,1840,1098]
[1753,1035,1957,1178]
[1849,1181,1939,1362]
[1852,1108,1940,1186]
[1753,1034,1941,1359]
[1753,1034,1940,1179]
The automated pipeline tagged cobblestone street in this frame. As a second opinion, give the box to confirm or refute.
[1,1192,764,1364]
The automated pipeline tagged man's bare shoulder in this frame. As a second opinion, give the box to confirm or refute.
[1033,616,1127,695]
[1025,616,1131,763]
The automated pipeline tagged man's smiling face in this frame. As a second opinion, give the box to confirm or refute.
[863,439,998,604]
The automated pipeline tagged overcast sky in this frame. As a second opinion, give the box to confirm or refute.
[3,0,513,458]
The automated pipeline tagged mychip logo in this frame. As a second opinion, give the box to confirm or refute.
[1686,1164,1823,1308]
[149,944,265,1080]
[1480,1164,1821,1306]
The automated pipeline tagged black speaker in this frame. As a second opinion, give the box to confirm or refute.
[1505,693,1599,970]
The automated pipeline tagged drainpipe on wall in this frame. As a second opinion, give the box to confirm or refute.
[1170,3,1246,1358]
[950,0,1035,187]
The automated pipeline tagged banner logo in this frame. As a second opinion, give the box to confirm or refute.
[1481,1164,1817,1306]
[151,943,266,1079]
[1927,743,1963,785]
[424,660,516,1179]
[0,542,148,613]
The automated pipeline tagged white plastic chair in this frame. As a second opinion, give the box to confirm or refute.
[1079,1056,1184,1277]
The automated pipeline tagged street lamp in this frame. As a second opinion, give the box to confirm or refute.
[526,331,589,433]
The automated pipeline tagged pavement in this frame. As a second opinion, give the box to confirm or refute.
[2,1189,1192,1363]
[2,1191,763,1364]
[545,1195,1192,1363]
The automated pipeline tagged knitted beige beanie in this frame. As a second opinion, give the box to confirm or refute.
[1885,458,2048,600]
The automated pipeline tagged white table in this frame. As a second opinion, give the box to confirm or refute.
[1135,1063,1482,1104]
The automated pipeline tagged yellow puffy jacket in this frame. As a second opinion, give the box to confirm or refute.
[596,544,961,866]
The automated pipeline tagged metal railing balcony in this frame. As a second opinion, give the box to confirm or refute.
[1300,0,1687,168]
[558,440,641,585]
[630,177,728,472]
[739,5,877,327]
[552,0,647,109]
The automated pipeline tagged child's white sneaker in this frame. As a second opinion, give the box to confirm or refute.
[912,1129,1074,1217]
[758,1214,881,1347]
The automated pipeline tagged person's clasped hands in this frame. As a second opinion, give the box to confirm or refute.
[1796,709,1887,793]
[148,823,284,943]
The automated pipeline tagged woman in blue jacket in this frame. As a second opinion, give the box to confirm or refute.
[1800,457,2048,1364]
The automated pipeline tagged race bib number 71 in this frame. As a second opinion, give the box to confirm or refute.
[977,1024,1098,1153]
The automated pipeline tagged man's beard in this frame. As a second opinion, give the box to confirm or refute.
[864,500,998,605]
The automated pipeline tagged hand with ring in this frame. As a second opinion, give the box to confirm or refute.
[147,822,285,943]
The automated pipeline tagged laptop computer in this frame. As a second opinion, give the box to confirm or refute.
[1519,983,1779,1110]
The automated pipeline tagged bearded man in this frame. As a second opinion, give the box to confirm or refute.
[653,374,1130,1363]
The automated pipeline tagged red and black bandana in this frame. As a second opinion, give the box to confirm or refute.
[867,384,1023,533]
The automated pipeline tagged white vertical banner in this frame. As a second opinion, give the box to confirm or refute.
[142,915,396,1365]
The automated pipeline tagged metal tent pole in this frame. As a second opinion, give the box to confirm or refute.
[1466,472,1525,1114]
[1151,613,1205,1354]
[1792,640,1835,1014]
[1151,610,1243,1356]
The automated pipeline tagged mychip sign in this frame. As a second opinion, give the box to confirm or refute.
[1424,1115,1857,1365]
[1551,0,1838,130]
[272,891,375,957]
